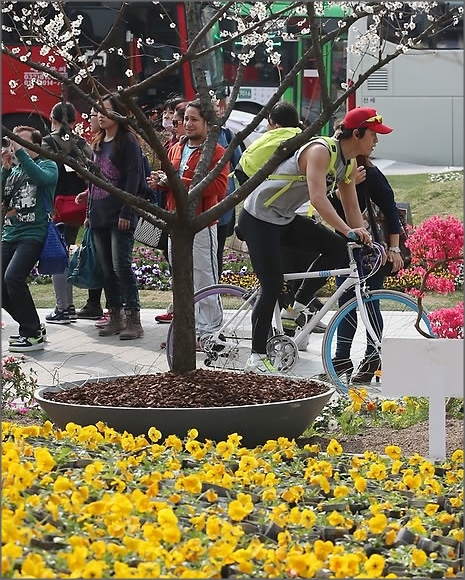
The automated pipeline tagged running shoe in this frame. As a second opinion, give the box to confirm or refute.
[9,335,44,352]
[244,356,278,374]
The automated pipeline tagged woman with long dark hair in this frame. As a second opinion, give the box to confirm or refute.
[88,93,145,339]
[329,153,403,382]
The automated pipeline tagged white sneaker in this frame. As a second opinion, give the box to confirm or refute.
[244,356,278,374]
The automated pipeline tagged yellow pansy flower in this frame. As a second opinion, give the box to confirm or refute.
[187,428,199,440]
[367,462,387,480]
[281,485,305,503]
[354,476,367,493]
[20,552,55,578]
[368,513,387,534]
[411,548,427,567]
[326,438,343,456]
[333,484,350,499]
[364,553,386,577]
[403,473,422,489]
[349,386,368,402]
[381,399,398,413]
[262,487,277,502]
[327,510,345,527]
[385,445,402,460]
[451,449,463,463]
[174,474,203,494]
[33,447,56,472]
[424,503,440,516]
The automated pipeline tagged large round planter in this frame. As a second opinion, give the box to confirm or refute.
[34,377,334,447]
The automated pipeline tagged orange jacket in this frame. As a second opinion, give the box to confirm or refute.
[166,141,228,217]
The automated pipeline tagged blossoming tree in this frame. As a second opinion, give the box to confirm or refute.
[1,1,462,372]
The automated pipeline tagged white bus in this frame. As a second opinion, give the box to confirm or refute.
[346,5,463,166]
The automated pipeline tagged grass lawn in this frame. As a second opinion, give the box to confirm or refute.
[29,283,462,312]
[386,172,463,223]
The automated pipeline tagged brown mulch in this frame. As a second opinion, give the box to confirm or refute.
[21,370,465,458]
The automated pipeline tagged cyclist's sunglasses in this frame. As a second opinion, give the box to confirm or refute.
[357,115,382,129]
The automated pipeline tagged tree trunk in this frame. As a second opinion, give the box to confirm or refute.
[170,226,197,373]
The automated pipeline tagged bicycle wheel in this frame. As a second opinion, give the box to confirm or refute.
[321,290,434,394]
[166,284,254,372]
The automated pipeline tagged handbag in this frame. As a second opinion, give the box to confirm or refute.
[134,216,163,248]
[53,194,87,225]
[38,190,69,275]
[363,194,412,270]
[67,227,105,289]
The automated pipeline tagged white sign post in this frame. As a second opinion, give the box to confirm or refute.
[382,338,463,459]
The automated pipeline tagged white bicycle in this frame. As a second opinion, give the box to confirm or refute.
[166,241,434,393]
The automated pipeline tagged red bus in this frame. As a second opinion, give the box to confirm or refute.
[2,2,224,132]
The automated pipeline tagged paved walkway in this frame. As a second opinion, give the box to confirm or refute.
[2,308,330,389]
[2,309,173,386]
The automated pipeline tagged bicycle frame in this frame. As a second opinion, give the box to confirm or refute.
[278,242,384,352]
[210,242,384,354]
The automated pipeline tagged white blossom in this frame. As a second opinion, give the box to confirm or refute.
[125,69,134,77]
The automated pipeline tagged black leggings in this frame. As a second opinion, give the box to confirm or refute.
[237,209,347,354]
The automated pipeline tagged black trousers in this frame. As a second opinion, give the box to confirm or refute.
[237,209,347,354]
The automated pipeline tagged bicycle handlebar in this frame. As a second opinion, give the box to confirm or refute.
[347,231,361,242]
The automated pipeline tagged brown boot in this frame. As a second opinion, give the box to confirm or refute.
[119,309,144,340]
[98,308,126,337]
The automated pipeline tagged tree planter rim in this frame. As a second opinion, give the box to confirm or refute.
[34,376,335,446]
[34,378,335,412]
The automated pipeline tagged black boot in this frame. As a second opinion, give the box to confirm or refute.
[351,356,381,384]
[332,357,354,378]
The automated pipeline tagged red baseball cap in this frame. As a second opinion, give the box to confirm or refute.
[343,107,393,134]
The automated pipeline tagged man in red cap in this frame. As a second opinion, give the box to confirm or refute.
[237,105,393,374]
[341,107,393,135]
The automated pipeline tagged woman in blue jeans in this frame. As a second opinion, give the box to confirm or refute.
[88,93,146,340]
[329,154,404,382]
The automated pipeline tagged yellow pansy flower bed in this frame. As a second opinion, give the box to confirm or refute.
[2,421,463,578]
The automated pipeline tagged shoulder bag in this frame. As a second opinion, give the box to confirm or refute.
[362,191,412,270]
[53,193,87,225]
[38,190,69,275]
[67,227,105,289]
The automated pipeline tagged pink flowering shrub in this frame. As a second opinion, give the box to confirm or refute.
[404,215,464,338]
[405,215,463,298]
[429,302,464,339]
